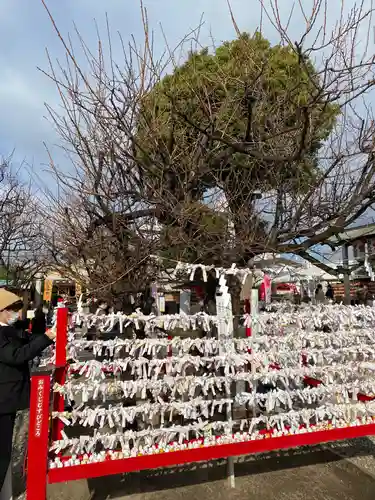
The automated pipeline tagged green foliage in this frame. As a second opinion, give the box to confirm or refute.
[0,267,8,280]
[136,32,340,264]
[159,201,231,264]
[138,32,339,191]
[0,266,14,282]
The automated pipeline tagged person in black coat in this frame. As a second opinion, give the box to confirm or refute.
[0,289,55,496]
[31,305,47,334]
[325,283,334,301]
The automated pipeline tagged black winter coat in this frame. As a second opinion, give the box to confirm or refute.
[0,325,53,414]
[31,309,47,335]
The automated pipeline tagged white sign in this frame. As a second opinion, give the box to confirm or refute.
[27,309,35,319]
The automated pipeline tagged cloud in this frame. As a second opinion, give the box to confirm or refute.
[0,0,251,172]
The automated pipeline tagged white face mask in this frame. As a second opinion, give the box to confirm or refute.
[7,311,19,325]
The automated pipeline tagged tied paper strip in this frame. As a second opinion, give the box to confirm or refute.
[72,311,219,333]
[50,303,375,466]
[54,380,375,428]
[49,411,374,468]
[53,397,232,428]
[258,304,375,330]
[50,401,375,456]
[68,337,255,359]
[50,419,233,455]
[169,260,263,286]
[66,354,375,386]
[67,336,375,367]
[67,353,263,380]
[57,362,375,403]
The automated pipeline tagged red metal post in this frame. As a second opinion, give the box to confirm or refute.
[55,306,68,367]
[26,370,52,500]
[52,306,69,441]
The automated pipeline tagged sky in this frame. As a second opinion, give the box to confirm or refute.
[0,0,372,183]
[0,0,260,178]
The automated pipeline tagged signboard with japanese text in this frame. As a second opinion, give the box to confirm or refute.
[43,280,53,302]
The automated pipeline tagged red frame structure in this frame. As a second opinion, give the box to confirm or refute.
[47,422,375,483]
[27,369,52,500]
[26,307,375,499]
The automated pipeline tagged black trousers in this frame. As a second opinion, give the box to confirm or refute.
[0,414,16,491]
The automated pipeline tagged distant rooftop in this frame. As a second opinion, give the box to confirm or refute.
[327,223,375,244]
[251,253,302,268]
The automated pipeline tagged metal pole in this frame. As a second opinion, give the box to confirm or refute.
[227,456,235,488]
[342,243,351,305]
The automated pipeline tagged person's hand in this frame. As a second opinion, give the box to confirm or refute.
[45,327,56,341]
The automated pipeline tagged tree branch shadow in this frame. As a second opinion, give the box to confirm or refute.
[88,438,375,499]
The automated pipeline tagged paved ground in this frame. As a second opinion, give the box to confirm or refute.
[43,440,375,500]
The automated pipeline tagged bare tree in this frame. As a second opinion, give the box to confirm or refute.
[0,157,45,286]
[39,0,375,293]
[40,176,162,305]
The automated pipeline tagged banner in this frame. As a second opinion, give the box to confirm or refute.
[43,279,53,302]
[263,275,272,303]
